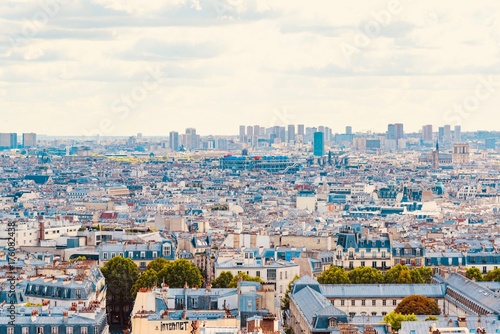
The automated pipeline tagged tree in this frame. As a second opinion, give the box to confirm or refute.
[394,295,441,315]
[384,264,412,284]
[410,270,424,284]
[157,259,203,288]
[131,269,158,297]
[383,312,417,331]
[147,257,169,272]
[228,272,263,288]
[465,267,483,281]
[483,268,500,282]
[347,266,384,284]
[101,256,139,304]
[412,267,433,284]
[281,275,300,311]
[211,271,234,288]
[317,266,350,284]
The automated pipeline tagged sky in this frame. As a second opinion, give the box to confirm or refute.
[1,0,500,137]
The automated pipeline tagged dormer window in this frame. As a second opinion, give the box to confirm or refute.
[328,318,337,328]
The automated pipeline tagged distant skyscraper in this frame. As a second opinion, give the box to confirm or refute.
[443,125,452,143]
[246,126,253,137]
[169,131,179,151]
[346,126,352,135]
[438,127,445,142]
[22,133,36,148]
[454,125,461,142]
[422,125,433,143]
[287,124,295,143]
[387,124,395,139]
[297,124,305,136]
[239,125,245,142]
[253,125,260,137]
[0,133,17,149]
[185,128,198,150]
[278,126,286,143]
[313,132,324,156]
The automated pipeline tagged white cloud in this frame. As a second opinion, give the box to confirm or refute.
[0,0,499,135]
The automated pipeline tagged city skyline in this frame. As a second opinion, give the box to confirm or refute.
[1,1,500,136]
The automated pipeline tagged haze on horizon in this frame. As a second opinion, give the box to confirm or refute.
[1,0,500,137]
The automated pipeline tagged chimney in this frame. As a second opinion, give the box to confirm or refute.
[206,283,212,292]
[457,316,466,327]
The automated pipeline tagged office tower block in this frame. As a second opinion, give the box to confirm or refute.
[287,124,295,143]
[454,125,461,143]
[346,126,352,135]
[253,125,260,137]
[0,133,17,149]
[387,124,395,139]
[422,125,433,143]
[443,125,452,143]
[239,125,246,142]
[297,124,305,136]
[22,133,37,148]
[246,126,253,137]
[438,127,445,142]
[313,132,324,156]
[185,128,199,150]
[324,127,332,141]
[169,131,179,151]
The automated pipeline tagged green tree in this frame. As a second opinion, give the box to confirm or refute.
[466,267,484,281]
[384,264,412,284]
[383,312,417,331]
[412,267,433,284]
[228,272,263,288]
[101,256,139,304]
[483,268,500,281]
[347,266,384,284]
[157,259,203,288]
[281,275,300,311]
[131,269,158,297]
[147,257,169,272]
[317,266,350,284]
[394,295,441,315]
[425,315,439,321]
[211,271,234,288]
[410,270,424,284]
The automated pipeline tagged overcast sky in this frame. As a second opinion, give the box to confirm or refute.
[1,0,500,137]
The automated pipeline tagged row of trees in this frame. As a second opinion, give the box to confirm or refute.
[465,267,500,282]
[101,257,205,304]
[317,264,433,284]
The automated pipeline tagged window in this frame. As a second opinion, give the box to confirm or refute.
[119,252,123,257]
[351,300,355,306]
[372,261,377,268]
[341,300,345,306]
[372,300,376,306]
[285,271,288,279]
[361,261,365,267]
[94,327,99,334]
[76,289,81,298]
[163,245,171,257]
[22,328,29,334]
[140,251,145,259]
[415,249,420,256]
[256,271,260,277]
[152,252,157,258]
[111,252,116,258]
[66,326,73,333]
[382,300,386,306]
[280,272,282,280]
[37,327,44,334]
[280,285,283,293]
[393,300,397,306]
[103,253,108,260]
[349,261,354,269]
[381,251,386,259]
[382,312,387,316]
[8,328,14,334]
[81,328,88,334]
[360,251,365,259]
[51,327,58,334]
[361,300,366,306]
